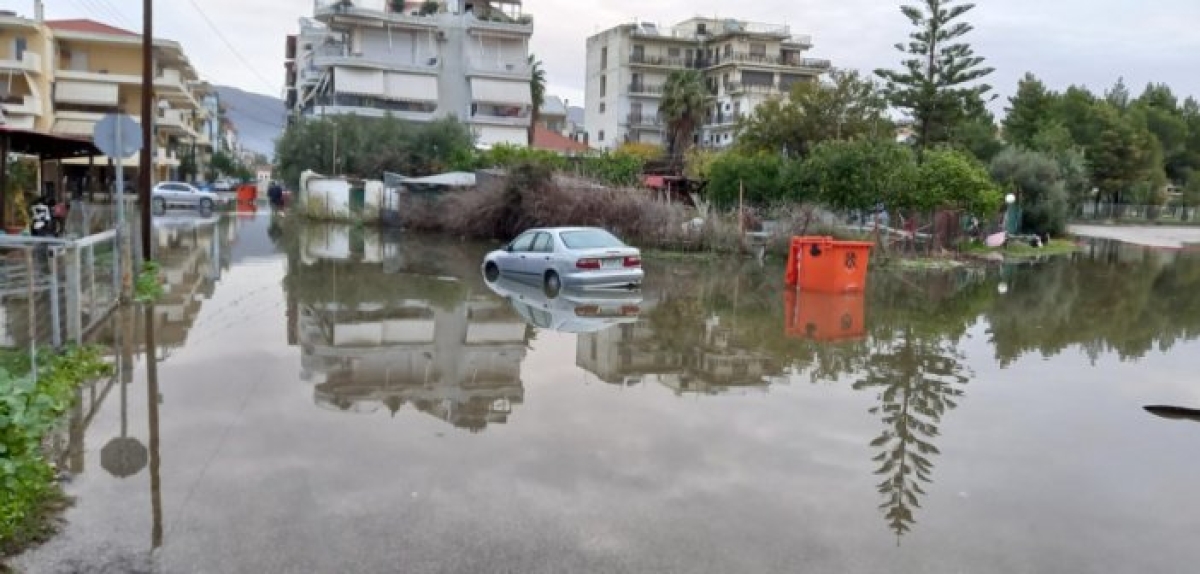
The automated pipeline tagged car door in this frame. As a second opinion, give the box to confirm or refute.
[528,232,556,277]
[499,231,536,275]
[180,184,200,208]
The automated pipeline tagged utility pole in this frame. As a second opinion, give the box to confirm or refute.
[138,0,153,261]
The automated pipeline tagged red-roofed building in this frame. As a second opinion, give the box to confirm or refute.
[531,125,591,155]
[44,19,137,37]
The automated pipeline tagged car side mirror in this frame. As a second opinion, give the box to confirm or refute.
[505,243,514,252]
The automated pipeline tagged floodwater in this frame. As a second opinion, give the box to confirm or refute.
[12,214,1200,573]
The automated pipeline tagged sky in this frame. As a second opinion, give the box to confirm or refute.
[6,0,1200,115]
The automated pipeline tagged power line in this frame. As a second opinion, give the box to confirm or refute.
[183,0,281,96]
[93,0,138,30]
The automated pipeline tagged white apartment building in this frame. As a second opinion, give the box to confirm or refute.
[584,17,831,151]
[287,0,534,148]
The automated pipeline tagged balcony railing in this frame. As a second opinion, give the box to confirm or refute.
[723,82,783,95]
[704,112,744,127]
[467,13,534,34]
[0,94,43,116]
[467,60,531,78]
[626,113,664,128]
[629,54,707,69]
[0,51,41,74]
[627,82,664,95]
[313,0,440,28]
[314,46,442,74]
[709,52,832,70]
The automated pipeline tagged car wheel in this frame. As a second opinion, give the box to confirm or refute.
[543,270,561,298]
[152,197,166,214]
[484,262,500,282]
[199,198,214,214]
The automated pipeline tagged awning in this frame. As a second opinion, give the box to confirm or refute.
[383,73,438,102]
[334,67,384,96]
[470,78,531,105]
[55,80,119,106]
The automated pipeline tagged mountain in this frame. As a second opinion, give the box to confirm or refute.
[567,106,584,127]
[214,86,285,159]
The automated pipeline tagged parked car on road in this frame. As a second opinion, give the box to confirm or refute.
[152,181,220,214]
[482,227,643,297]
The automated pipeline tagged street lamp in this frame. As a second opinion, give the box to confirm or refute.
[1004,192,1018,235]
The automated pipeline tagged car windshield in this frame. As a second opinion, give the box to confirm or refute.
[560,229,624,249]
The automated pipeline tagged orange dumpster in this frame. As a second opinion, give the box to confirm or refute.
[236,184,257,204]
[785,236,873,293]
[784,288,866,342]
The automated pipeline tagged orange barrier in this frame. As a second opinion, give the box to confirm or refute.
[784,288,866,342]
[785,236,873,293]
[236,184,257,203]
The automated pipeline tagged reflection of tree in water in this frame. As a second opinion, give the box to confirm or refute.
[986,245,1200,364]
[852,268,981,539]
[854,329,970,538]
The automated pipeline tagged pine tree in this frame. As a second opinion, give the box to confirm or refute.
[1003,73,1057,149]
[875,0,995,155]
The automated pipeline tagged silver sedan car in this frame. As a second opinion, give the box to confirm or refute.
[482,227,644,296]
[151,181,220,214]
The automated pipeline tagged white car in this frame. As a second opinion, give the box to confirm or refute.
[152,181,220,214]
[482,227,644,297]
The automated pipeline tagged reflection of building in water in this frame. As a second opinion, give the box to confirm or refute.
[150,218,231,349]
[577,314,777,395]
[289,224,529,431]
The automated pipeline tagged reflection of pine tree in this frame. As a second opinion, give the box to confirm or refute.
[854,329,970,539]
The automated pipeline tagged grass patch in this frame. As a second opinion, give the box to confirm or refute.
[962,238,1079,259]
[1,347,113,559]
[134,260,164,303]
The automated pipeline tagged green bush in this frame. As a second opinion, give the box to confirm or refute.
[989,147,1070,235]
[707,151,796,207]
[1,347,112,553]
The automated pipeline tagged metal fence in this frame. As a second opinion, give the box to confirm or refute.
[0,230,124,362]
[1075,203,1199,223]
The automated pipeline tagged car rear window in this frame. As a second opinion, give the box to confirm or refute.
[560,230,624,249]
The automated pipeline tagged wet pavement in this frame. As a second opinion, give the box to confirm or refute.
[11,214,1200,573]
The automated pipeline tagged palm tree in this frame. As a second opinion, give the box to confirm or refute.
[528,54,546,147]
[660,69,709,160]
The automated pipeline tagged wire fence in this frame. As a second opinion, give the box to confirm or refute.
[1,226,128,369]
[1075,203,1199,223]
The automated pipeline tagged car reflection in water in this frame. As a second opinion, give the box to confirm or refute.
[483,275,642,334]
[287,225,531,432]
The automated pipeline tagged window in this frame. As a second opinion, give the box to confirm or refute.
[749,43,766,57]
[531,232,554,253]
[598,130,605,141]
[599,102,606,114]
[510,232,536,252]
[600,75,606,97]
[723,44,732,57]
[560,229,624,249]
[600,46,608,68]
[632,45,644,60]
[631,72,641,90]
[667,47,680,58]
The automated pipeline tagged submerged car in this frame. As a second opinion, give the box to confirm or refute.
[484,275,642,334]
[151,181,221,214]
[482,227,643,296]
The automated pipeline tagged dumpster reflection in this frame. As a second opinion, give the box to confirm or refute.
[784,288,866,342]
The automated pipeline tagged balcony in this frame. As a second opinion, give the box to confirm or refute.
[0,94,43,117]
[55,68,141,85]
[313,0,439,30]
[466,13,534,36]
[723,82,783,96]
[313,48,441,75]
[628,82,664,97]
[625,113,664,129]
[0,51,41,74]
[157,109,200,139]
[704,112,744,127]
[629,54,698,69]
[467,60,531,80]
[709,52,832,71]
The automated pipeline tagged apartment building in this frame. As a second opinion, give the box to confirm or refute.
[286,0,534,147]
[584,17,831,151]
[0,3,213,189]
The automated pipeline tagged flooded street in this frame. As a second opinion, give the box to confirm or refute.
[13,214,1200,573]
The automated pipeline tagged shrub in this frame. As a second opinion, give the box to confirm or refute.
[1,347,112,554]
[989,147,1070,235]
